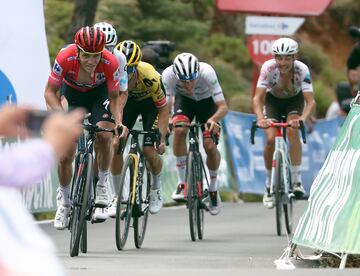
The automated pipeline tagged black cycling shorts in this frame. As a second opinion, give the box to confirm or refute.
[172,94,218,133]
[61,82,114,124]
[264,92,304,121]
[123,97,159,147]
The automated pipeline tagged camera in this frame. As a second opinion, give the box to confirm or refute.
[26,110,49,132]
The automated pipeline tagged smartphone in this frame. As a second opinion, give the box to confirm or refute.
[26,110,49,132]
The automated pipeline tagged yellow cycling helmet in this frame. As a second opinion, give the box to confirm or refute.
[115,40,142,67]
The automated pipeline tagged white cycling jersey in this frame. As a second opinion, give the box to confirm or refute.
[256,59,313,99]
[162,62,225,102]
[113,50,128,91]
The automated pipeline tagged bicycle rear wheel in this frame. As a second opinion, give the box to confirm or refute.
[186,152,198,241]
[134,160,151,248]
[195,153,205,240]
[273,151,283,236]
[70,153,93,257]
[115,155,134,250]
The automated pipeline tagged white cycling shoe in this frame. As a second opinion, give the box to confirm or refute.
[54,205,70,230]
[208,191,222,216]
[263,193,275,209]
[95,184,110,207]
[149,189,163,214]
[92,208,108,223]
[108,197,117,218]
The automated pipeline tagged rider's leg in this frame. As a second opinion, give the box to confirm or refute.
[264,128,276,190]
[143,147,162,187]
[94,121,114,207]
[287,114,302,184]
[203,136,220,192]
[54,144,76,229]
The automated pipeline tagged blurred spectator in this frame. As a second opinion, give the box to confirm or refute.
[142,40,175,73]
[346,26,360,97]
[327,26,360,119]
[0,105,84,276]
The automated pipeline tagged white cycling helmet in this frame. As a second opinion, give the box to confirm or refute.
[272,38,298,55]
[93,22,118,51]
[173,53,199,81]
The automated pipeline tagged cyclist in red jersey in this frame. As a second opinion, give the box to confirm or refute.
[44,26,128,230]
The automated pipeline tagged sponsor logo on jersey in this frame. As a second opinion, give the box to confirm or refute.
[101,58,110,65]
[96,73,105,82]
[53,61,63,76]
[102,113,109,119]
[113,68,120,81]
[120,77,127,85]
[304,73,312,84]
[67,56,77,61]
[211,79,218,86]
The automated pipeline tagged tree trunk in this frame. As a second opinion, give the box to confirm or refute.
[66,0,99,43]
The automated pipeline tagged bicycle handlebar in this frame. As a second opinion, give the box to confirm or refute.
[165,122,220,146]
[250,120,307,144]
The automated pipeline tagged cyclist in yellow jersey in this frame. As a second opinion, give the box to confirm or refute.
[108,40,169,216]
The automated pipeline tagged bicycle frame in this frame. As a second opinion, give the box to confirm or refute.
[269,123,292,198]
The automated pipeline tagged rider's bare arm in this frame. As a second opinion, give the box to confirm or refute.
[157,103,170,142]
[44,82,63,111]
[108,90,126,127]
[253,87,269,128]
[300,91,316,121]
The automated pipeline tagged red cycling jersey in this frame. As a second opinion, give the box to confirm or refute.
[48,44,120,93]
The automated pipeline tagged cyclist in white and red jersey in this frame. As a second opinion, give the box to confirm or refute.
[44,26,128,229]
[253,37,316,209]
[162,53,228,215]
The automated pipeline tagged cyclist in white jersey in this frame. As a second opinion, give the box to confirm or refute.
[162,53,228,215]
[252,37,316,209]
[92,22,128,222]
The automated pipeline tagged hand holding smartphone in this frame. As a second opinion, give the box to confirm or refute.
[26,110,49,132]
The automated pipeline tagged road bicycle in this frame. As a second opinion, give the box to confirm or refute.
[68,120,116,257]
[115,128,160,250]
[250,119,306,236]
[170,122,218,241]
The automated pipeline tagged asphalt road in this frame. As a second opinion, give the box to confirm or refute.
[41,201,359,275]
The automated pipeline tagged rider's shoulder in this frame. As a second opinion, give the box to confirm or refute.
[137,61,161,81]
[261,59,277,72]
[101,49,118,64]
[56,44,77,61]
[161,65,175,79]
[198,62,217,79]
[294,60,310,72]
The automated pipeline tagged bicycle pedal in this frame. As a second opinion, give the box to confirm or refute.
[199,201,209,211]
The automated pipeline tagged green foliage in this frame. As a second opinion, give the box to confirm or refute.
[211,60,252,112]
[205,34,251,69]
[44,0,357,118]
[299,41,330,76]
[44,0,73,62]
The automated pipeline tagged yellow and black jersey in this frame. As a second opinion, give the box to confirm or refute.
[129,61,166,108]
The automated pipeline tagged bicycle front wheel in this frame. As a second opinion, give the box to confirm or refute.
[284,166,293,234]
[115,154,134,250]
[195,153,205,240]
[70,153,93,257]
[186,152,198,241]
[80,222,87,253]
[273,151,283,236]
[134,160,151,248]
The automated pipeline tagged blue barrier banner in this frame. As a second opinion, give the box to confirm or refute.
[223,111,344,195]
